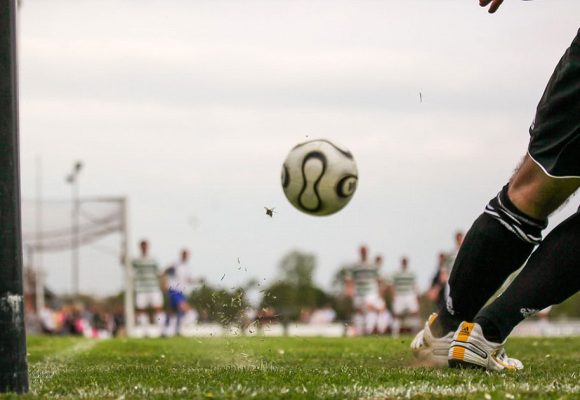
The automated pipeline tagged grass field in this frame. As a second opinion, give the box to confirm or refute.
[2,335,578,399]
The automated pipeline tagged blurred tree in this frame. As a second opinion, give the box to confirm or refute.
[279,251,316,287]
[260,250,332,322]
[331,265,350,290]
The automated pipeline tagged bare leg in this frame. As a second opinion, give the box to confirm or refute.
[508,156,579,219]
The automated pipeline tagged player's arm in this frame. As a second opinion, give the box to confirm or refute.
[479,0,504,14]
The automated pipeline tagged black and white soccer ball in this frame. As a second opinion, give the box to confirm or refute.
[281,139,358,216]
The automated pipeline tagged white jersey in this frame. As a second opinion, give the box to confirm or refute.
[166,261,193,294]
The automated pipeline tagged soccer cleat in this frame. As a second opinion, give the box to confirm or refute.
[410,313,454,367]
[448,322,524,371]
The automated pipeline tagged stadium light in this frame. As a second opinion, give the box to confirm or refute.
[0,0,29,393]
[66,160,83,296]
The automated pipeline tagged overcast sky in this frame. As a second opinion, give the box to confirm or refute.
[17,0,580,299]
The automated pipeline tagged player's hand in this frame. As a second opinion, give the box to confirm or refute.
[479,0,504,14]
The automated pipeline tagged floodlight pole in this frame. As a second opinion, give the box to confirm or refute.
[66,161,82,296]
[0,0,29,393]
[35,156,45,312]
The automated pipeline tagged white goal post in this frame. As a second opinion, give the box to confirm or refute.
[21,196,135,336]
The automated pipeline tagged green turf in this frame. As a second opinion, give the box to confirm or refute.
[1,335,578,399]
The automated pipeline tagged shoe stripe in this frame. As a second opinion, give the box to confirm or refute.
[451,346,465,361]
[451,342,488,359]
[427,313,438,326]
[457,322,474,342]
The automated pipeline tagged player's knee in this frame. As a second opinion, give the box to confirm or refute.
[508,156,580,218]
[485,184,548,245]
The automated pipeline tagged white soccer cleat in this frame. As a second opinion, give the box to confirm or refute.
[410,313,454,367]
[448,321,524,371]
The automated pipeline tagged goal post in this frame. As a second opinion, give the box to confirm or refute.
[121,197,135,337]
[22,196,136,337]
[0,0,29,393]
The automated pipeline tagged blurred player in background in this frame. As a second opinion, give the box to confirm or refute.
[132,239,163,336]
[391,256,419,337]
[427,252,450,311]
[162,248,202,336]
[445,231,464,273]
[363,255,391,335]
[412,0,580,371]
[344,245,383,335]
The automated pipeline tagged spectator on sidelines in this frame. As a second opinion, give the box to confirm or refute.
[391,256,420,337]
[310,304,337,324]
[39,305,57,334]
[132,239,164,336]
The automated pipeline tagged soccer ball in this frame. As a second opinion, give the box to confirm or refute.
[281,139,358,216]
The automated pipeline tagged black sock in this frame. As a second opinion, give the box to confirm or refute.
[476,209,580,342]
[474,316,503,342]
[434,184,547,337]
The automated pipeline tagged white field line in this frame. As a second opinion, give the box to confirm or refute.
[29,340,99,393]
[34,381,580,399]
[316,382,580,399]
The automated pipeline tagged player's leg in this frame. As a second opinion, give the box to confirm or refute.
[408,293,420,333]
[135,292,150,330]
[364,310,378,335]
[446,28,580,369]
[165,289,179,335]
[391,295,403,337]
[434,157,578,336]
[377,309,391,335]
[475,208,580,342]
[163,290,173,337]
[149,291,165,336]
[436,28,580,337]
[173,292,189,336]
[351,299,365,336]
[448,208,579,370]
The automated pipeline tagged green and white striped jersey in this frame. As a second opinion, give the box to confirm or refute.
[392,271,416,294]
[351,263,379,304]
[132,257,160,293]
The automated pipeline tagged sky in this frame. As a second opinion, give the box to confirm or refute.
[17,0,580,300]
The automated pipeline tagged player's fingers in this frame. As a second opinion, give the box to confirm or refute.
[479,0,492,6]
[488,0,504,13]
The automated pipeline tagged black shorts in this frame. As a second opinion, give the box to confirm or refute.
[528,28,580,178]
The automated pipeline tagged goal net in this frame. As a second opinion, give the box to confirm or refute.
[22,197,124,252]
[20,197,135,335]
